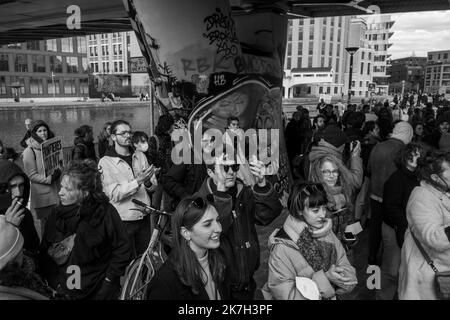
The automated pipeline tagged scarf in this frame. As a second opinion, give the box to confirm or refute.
[295,218,337,273]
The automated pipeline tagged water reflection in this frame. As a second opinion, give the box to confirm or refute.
[0,105,152,150]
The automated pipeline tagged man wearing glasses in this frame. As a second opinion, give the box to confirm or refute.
[98,120,156,257]
[193,147,283,300]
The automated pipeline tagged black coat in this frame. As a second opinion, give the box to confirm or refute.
[0,160,40,255]
[382,167,420,247]
[193,178,282,299]
[73,138,97,162]
[146,259,230,300]
[38,198,132,299]
[162,162,208,202]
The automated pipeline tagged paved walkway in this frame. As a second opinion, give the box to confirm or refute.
[254,209,376,300]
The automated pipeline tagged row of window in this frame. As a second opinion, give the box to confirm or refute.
[428,52,450,61]
[289,26,341,43]
[0,53,87,74]
[90,61,124,73]
[2,38,87,54]
[0,76,88,96]
[318,86,342,94]
[88,44,123,57]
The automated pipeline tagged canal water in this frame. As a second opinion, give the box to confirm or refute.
[0,105,153,151]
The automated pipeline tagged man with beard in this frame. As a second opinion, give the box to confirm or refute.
[0,159,39,255]
[98,120,156,257]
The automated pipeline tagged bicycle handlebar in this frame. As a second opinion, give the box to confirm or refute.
[132,199,172,216]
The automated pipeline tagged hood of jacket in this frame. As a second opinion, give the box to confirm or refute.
[104,145,134,158]
[0,160,31,214]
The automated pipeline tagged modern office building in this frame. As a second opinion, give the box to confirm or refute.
[0,37,88,102]
[283,16,351,98]
[388,56,427,93]
[424,49,450,96]
[86,32,133,97]
[365,15,394,94]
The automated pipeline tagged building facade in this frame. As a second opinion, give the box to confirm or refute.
[365,15,394,95]
[0,37,88,102]
[424,50,450,96]
[284,16,350,98]
[86,32,133,97]
[388,56,427,93]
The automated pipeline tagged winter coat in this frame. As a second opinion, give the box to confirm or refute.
[146,259,230,300]
[0,285,49,300]
[0,160,40,255]
[97,137,112,159]
[22,137,59,209]
[398,181,450,300]
[382,167,420,247]
[72,137,97,162]
[162,162,208,202]
[193,177,282,294]
[98,148,152,221]
[263,214,357,300]
[38,199,132,300]
[367,138,405,202]
[20,130,32,149]
[360,134,380,177]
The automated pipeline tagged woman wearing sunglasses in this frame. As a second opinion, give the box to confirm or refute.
[263,182,357,300]
[146,195,229,300]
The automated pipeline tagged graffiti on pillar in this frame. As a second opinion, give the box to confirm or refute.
[187,75,291,200]
[203,8,239,60]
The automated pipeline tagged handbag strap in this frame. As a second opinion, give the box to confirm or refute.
[410,229,439,273]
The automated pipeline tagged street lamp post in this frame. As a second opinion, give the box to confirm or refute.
[345,47,359,105]
[51,71,56,101]
[401,80,405,100]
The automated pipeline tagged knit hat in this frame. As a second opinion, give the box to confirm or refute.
[320,124,349,148]
[0,216,24,270]
[390,121,413,145]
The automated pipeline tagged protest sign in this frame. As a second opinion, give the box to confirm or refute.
[41,137,63,177]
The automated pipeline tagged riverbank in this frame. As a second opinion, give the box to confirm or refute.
[0,98,151,110]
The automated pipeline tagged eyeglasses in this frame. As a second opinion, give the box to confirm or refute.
[183,194,215,217]
[115,131,133,137]
[321,169,339,177]
[223,164,240,173]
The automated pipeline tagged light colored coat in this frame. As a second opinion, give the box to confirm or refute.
[262,214,357,300]
[398,181,450,300]
[98,150,151,221]
[22,138,59,209]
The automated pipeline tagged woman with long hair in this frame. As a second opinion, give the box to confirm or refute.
[97,121,112,158]
[263,182,357,300]
[22,120,60,237]
[398,151,450,299]
[73,125,97,162]
[146,195,228,300]
[379,143,423,300]
[38,160,131,300]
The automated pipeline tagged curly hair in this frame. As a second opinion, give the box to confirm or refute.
[394,143,424,170]
[62,160,108,203]
[417,150,450,191]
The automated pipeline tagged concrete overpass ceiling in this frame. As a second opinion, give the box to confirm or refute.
[0,0,449,44]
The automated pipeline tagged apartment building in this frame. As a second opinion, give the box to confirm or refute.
[424,50,450,96]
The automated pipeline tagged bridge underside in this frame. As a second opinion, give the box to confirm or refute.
[0,0,449,45]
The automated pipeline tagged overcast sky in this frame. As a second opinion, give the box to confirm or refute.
[389,10,450,60]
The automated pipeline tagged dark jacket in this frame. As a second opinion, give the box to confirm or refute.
[98,138,110,159]
[361,134,380,177]
[20,130,32,149]
[368,138,405,201]
[193,177,282,298]
[162,162,208,202]
[424,130,441,149]
[72,137,97,162]
[146,259,230,300]
[38,198,132,300]
[0,160,40,255]
[285,119,303,160]
[382,167,420,247]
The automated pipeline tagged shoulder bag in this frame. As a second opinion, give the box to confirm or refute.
[411,230,450,300]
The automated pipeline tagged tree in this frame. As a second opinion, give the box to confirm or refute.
[97,74,121,94]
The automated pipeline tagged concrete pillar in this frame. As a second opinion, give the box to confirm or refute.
[122,0,292,201]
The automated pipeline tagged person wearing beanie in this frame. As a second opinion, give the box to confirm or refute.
[367,121,413,266]
[0,216,51,300]
[22,120,60,238]
[0,160,39,255]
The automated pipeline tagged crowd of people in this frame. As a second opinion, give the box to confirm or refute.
[1,91,450,300]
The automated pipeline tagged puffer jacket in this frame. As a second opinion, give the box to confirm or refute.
[263,214,357,300]
[22,137,59,209]
[398,181,450,300]
[193,177,282,293]
[98,148,152,221]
